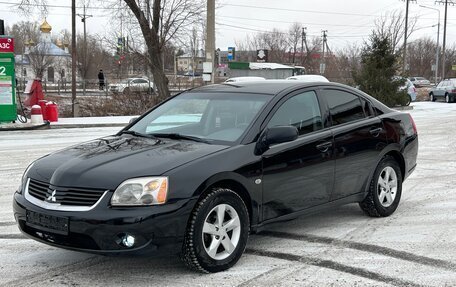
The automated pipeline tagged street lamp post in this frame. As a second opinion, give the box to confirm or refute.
[420,5,440,85]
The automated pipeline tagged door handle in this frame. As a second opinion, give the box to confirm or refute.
[316,141,332,152]
[369,127,383,137]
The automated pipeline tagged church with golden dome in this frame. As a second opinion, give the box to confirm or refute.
[16,19,72,83]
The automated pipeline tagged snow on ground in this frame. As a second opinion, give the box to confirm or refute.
[0,101,455,286]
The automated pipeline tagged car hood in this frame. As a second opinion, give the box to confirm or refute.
[29,135,229,190]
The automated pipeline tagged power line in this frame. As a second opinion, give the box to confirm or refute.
[223,3,383,17]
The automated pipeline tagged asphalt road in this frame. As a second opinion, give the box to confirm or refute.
[1,102,455,286]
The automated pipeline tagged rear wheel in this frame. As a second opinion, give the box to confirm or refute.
[445,93,450,103]
[181,188,249,273]
[359,156,403,217]
[405,95,411,106]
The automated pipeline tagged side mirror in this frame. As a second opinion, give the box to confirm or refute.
[255,126,298,155]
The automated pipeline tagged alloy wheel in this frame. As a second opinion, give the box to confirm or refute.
[202,203,241,260]
[377,166,398,207]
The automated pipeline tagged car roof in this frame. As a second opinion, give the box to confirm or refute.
[188,80,352,95]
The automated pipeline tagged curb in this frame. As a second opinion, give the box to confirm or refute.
[0,122,50,131]
[50,123,127,129]
[393,106,414,111]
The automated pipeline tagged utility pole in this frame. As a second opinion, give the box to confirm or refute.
[320,30,327,75]
[436,0,454,80]
[301,27,307,65]
[402,0,410,73]
[419,5,440,84]
[71,0,77,117]
[77,4,92,96]
[205,0,215,84]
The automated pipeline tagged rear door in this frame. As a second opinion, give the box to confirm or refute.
[261,89,335,220]
[320,88,388,201]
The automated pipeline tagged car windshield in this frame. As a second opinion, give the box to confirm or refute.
[127,92,272,144]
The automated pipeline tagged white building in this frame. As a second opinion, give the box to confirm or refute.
[15,19,72,84]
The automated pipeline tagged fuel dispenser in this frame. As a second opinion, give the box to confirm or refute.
[0,37,16,123]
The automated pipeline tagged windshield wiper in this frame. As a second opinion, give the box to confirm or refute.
[120,130,161,141]
[151,133,210,143]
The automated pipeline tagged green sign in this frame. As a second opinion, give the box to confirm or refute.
[452,65,456,71]
[0,43,16,122]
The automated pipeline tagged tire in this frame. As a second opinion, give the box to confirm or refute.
[359,156,403,217]
[430,93,435,102]
[405,95,411,106]
[445,93,450,103]
[123,87,130,94]
[181,188,250,273]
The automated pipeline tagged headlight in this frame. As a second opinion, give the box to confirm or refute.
[18,161,35,194]
[111,177,168,206]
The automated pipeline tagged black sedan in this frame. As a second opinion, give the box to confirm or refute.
[13,81,418,273]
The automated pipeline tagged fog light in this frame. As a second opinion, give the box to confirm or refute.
[120,234,135,248]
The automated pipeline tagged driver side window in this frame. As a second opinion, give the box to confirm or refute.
[267,91,323,136]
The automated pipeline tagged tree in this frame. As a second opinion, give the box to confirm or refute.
[287,23,301,64]
[28,42,55,79]
[122,0,205,101]
[6,21,40,54]
[353,33,408,107]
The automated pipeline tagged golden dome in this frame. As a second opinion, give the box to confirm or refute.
[40,19,52,33]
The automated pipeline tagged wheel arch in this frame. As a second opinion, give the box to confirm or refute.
[191,172,258,228]
[364,147,406,195]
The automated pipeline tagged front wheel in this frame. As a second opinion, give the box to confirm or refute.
[181,188,249,273]
[430,93,435,102]
[359,156,403,217]
[445,94,450,103]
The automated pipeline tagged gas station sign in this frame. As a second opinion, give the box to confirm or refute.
[0,36,16,122]
[0,37,14,53]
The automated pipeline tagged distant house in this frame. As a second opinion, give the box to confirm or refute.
[176,50,205,74]
[227,62,295,79]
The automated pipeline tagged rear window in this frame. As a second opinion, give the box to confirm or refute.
[322,89,366,126]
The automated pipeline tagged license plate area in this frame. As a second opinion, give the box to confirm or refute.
[26,210,69,235]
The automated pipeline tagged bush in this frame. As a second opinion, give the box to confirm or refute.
[353,33,407,107]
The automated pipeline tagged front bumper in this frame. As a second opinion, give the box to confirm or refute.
[13,191,195,255]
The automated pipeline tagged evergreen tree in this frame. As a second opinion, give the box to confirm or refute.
[353,33,408,107]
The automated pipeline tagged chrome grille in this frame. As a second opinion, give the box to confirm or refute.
[28,178,106,207]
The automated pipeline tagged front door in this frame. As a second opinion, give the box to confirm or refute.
[261,90,335,221]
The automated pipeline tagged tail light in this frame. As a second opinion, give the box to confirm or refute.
[409,114,417,135]
[452,89,456,93]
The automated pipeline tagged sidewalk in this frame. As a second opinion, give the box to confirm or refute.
[0,115,137,131]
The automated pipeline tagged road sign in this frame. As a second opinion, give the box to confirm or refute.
[227,47,235,61]
[452,65,456,71]
[257,49,268,62]
[0,36,16,122]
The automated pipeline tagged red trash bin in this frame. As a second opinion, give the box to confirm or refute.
[45,102,59,122]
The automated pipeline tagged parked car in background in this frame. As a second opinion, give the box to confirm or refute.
[394,76,416,106]
[109,78,154,94]
[224,76,266,83]
[408,76,431,87]
[14,81,418,273]
[429,78,456,103]
[286,75,330,82]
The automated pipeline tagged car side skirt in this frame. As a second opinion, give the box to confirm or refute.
[251,192,366,233]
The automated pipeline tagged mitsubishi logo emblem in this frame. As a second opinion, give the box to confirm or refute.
[47,190,57,202]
